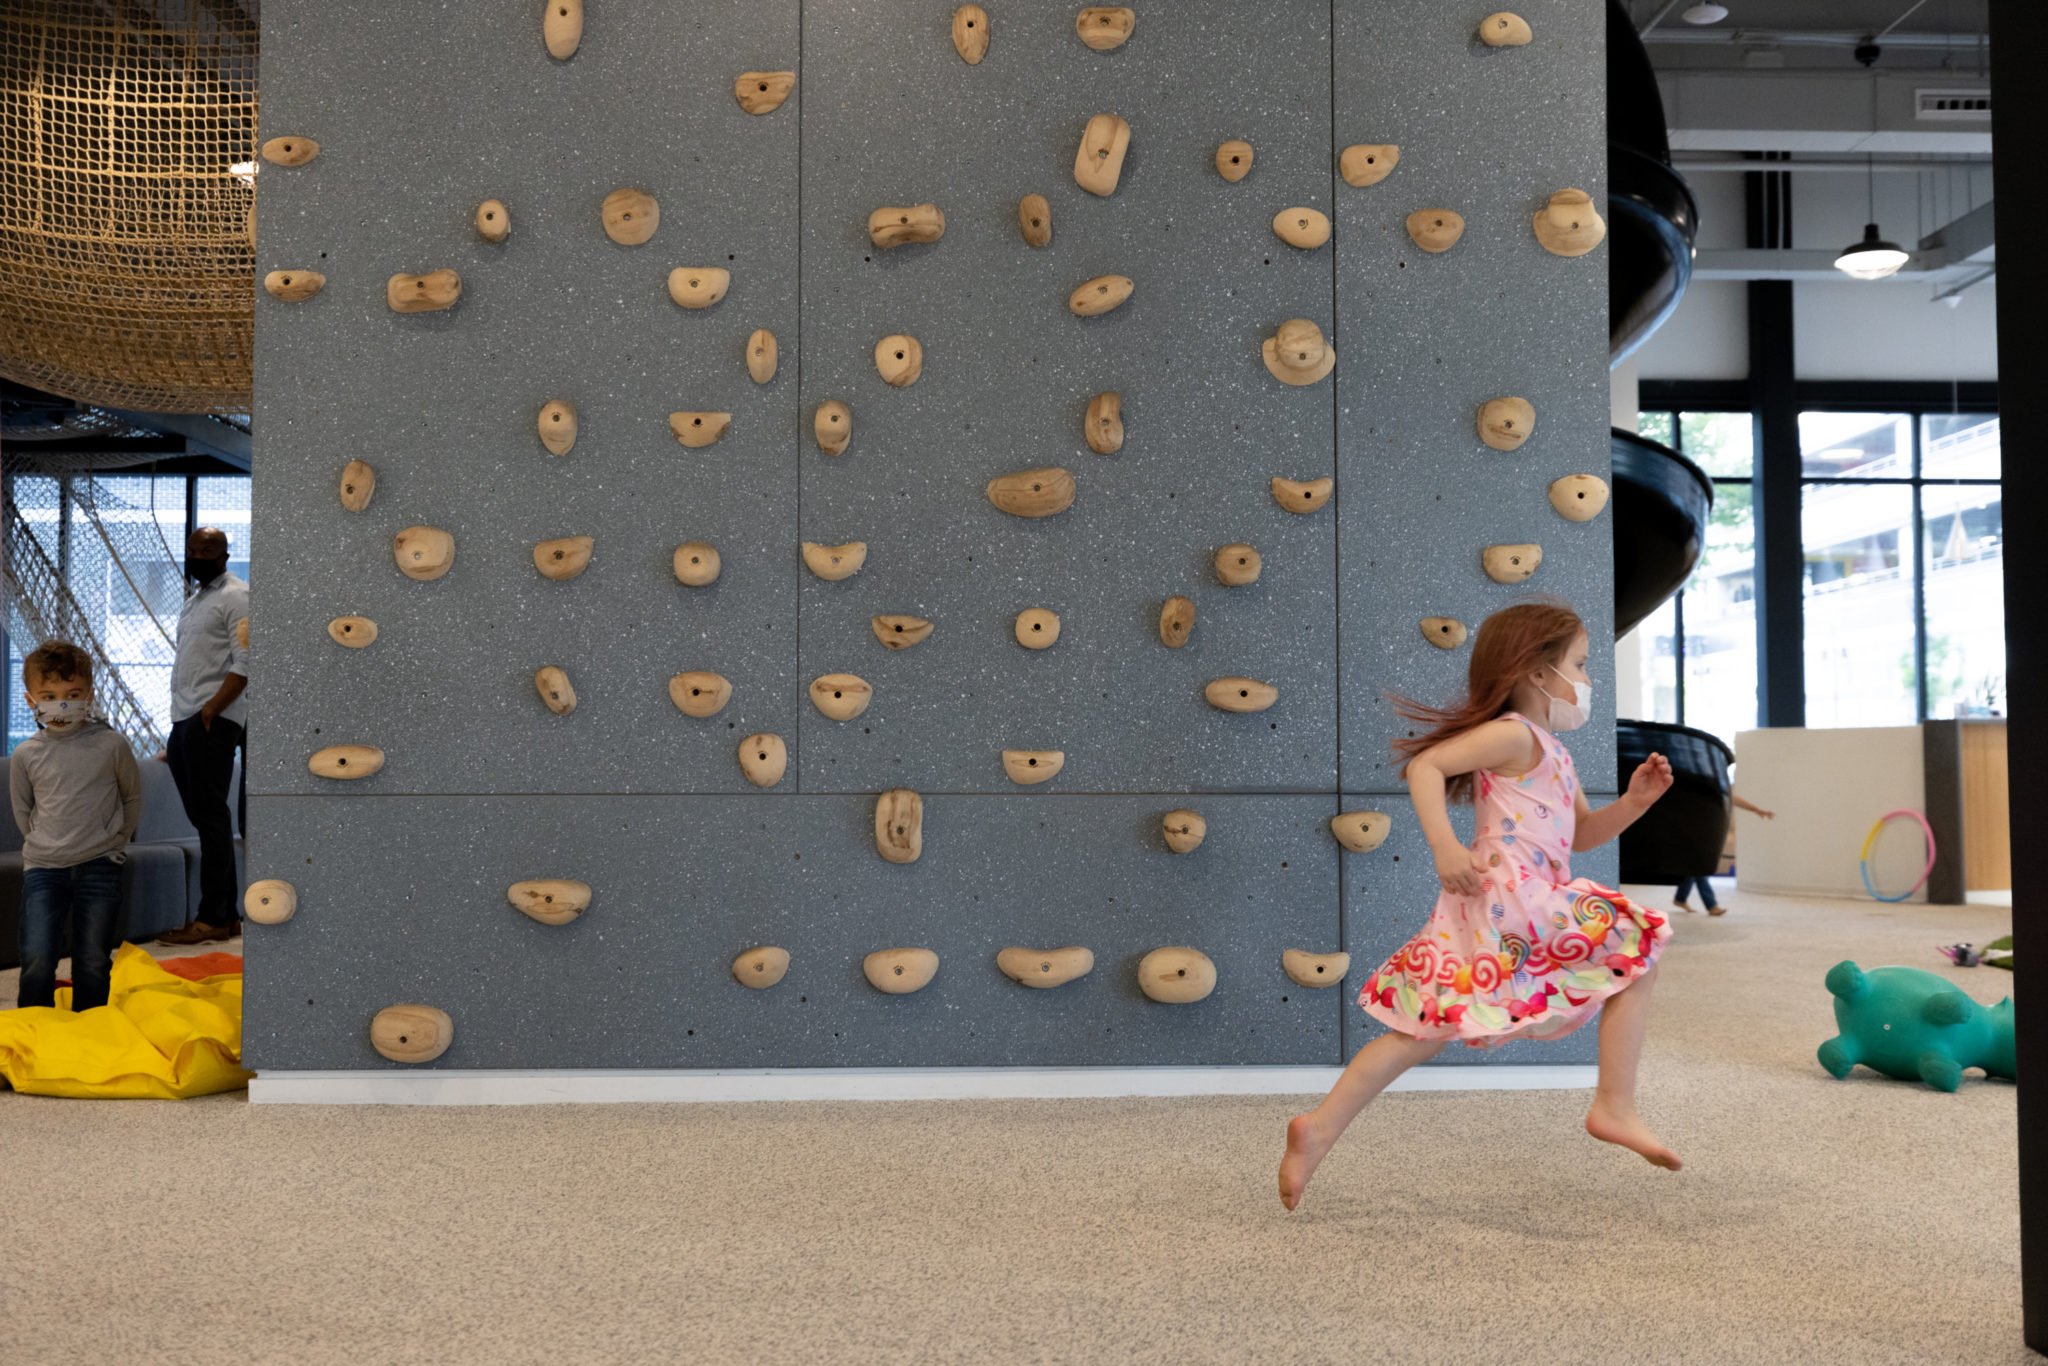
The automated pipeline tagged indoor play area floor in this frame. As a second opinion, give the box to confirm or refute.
[0,884,2023,1365]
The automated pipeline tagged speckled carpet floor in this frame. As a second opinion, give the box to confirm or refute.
[0,884,2026,1366]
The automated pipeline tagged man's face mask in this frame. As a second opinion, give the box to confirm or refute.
[186,554,228,584]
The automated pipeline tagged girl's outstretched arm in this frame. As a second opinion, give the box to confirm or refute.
[1408,719,1540,895]
[1571,753,1674,851]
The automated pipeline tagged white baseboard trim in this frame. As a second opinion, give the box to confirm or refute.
[247,1063,1597,1106]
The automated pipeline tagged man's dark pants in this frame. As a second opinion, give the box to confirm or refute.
[165,713,244,930]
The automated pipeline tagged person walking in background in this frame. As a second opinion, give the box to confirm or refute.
[1674,793,1774,916]
[155,527,249,946]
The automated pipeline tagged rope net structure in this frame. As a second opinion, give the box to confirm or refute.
[0,0,258,414]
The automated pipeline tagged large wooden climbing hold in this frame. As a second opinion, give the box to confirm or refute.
[869,204,946,249]
[475,199,511,243]
[1262,319,1336,386]
[815,400,851,455]
[669,671,733,718]
[308,744,385,781]
[1214,544,1262,586]
[1420,616,1469,650]
[872,614,933,649]
[1478,396,1535,451]
[260,135,319,167]
[668,411,732,448]
[732,946,790,990]
[371,1005,454,1064]
[1330,809,1391,853]
[735,71,795,115]
[263,270,325,302]
[1015,608,1062,649]
[1215,140,1253,182]
[810,673,874,721]
[987,467,1076,519]
[386,269,461,313]
[1549,474,1611,522]
[1162,809,1207,854]
[1479,11,1533,46]
[538,399,577,456]
[864,948,940,995]
[1482,543,1543,584]
[1073,113,1131,197]
[673,542,721,587]
[1018,193,1053,248]
[875,334,924,387]
[802,540,867,581]
[1338,143,1399,187]
[327,616,377,648]
[1002,750,1065,785]
[1271,475,1334,514]
[243,879,298,926]
[1405,209,1465,254]
[1138,947,1216,1004]
[543,0,582,58]
[1272,207,1332,250]
[1205,677,1278,713]
[875,788,924,864]
[601,187,659,245]
[393,526,455,581]
[1076,7,1136,50]
[1533,188,1607,257]
[997,946,1095,989]
[533,665,577,716]
[1069,275,1135,317]
[1085,392,1124,454]
[746,329,779,384]
[1282,949,1352,989]
[667,268,731,310]
[952,5,989,63]
[507,878,591,925]
[534,535,595,580]
[738,733,788,788]
[1159,596,1195,649]
[339,459,375,512]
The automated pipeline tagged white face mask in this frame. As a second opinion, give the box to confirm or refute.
[1538,665,1592,733]
[33,696,93,730]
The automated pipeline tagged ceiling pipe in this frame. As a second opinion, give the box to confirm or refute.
[1644,29,1985,49]
[1672,158,1992,172]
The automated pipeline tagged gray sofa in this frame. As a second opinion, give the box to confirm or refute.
[0,753,244,970]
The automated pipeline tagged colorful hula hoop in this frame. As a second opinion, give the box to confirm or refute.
[1858,809,1937,903]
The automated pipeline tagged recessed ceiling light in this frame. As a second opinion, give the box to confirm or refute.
[1682,3,1730,23]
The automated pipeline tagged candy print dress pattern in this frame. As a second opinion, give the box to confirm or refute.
[1360,713,1671,1047]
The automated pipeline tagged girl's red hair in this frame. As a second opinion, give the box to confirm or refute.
[1390,601,1586,802]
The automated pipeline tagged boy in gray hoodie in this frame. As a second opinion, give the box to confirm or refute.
[8,641,141,1010]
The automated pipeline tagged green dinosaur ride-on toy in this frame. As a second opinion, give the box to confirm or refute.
[1817,961,2017,1092]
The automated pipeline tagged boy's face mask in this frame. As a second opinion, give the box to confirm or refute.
[31,694,93,730]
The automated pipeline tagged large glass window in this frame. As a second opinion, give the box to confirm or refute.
[1920,415,2004,717]
[1802,480,1917,726]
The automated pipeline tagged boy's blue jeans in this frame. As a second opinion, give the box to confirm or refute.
[16,855,123,1011]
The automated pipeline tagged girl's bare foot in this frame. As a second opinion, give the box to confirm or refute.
[1585,1099,1682,1170]
[1278,1113,1337,1211]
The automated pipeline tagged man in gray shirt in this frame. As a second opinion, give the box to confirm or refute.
[156,526,250,946]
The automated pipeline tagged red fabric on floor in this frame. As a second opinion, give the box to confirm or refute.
[156,953,243,982]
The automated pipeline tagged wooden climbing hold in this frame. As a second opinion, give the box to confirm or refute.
[732,946,790,990]
[262,270,325,302]
[1159,596,1195,649]
[869,204,946,249]
[1069,274,1134,317]
[814,400,851,455]
[1533,188,1607,257]
[1272,207,1332,250]
[1479,11,1533,46]
[327,615,377,649]
[1162,809,1207,854]
[543,0,582,59]
[534,535,594,580]
[1215,140,1253,182]
[475,199,510,243]
[371,1004,453,1064]
[1073,113,1131,197]
[1138,947,1216,1004]
[1017,193,1053,248]
[259,135,319,167]
[863,947,939,995]
[1262,319,1336,386]
[1271,476,1333,514]
[1478,396,1535,451]
[669,671,733,718]
[237,617,249,650]
[1338,143,1399,187]
[1001,750,1064,785]
[738,733,788,788]
[338,460,376,512]
[1405,209,1465,254]
[746,329,779,384]
[1205,677,1278,713]
[244,879,297,926]
[1330,809,1391,852]
[507,878,591,925]
[601,187,659,245]
[1483,543,1543,584]
[1014,608,1062,649]
[1282,949,1352,988]
[997,946,1095,989]
[538,400,577,456]
[668,412,732,448]
[809,673,874,721]
[534,665,577,716]
[802,540,867,581]
[952,5,989,64]
[1076,7,1135,50]
[871,614,933,649]
[1085,392,1124,454]
[667,267,731,310]
[1420,616,1469,650]
[308,744,385,781]
[987,467,1076,519]
[735,71,794,115]
[386,269,461,313]
[1214,544,1262,586]
[393,526,454,581]
[1549,474,1611,522]
[875,788,924,864]
[673,542,721,587]
[874,334,924,387]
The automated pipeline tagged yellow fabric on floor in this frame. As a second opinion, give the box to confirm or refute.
[0,943,252,1099]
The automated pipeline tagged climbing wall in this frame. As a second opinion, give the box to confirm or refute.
[246,0,1613,1072]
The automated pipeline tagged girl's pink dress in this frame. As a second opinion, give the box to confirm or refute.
[1359,712,1671,1047]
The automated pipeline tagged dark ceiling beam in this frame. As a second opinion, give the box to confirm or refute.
[101,407,251,470]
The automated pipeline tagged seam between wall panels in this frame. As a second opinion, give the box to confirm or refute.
[794,3,804,795]
[1329,0,1345,966]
